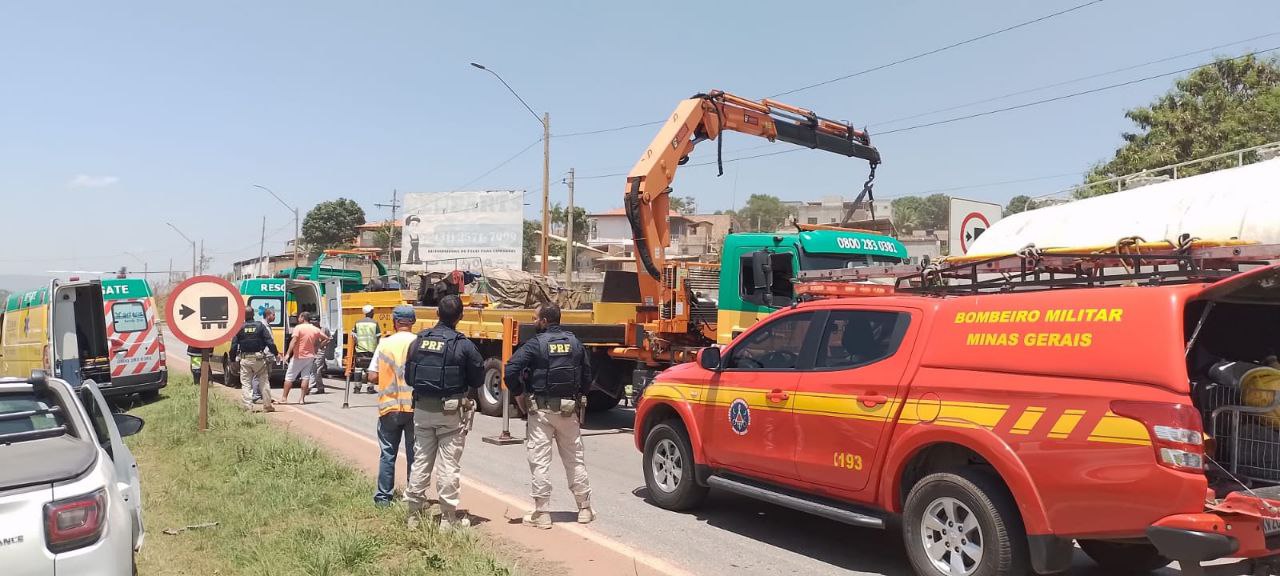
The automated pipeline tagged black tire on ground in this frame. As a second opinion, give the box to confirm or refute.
[224,355,241,388]
[642,421,708,511]
[475,358,505,417]
[586,390,621,413]
[587,351,631,413]
[138,390,160,402]
[1078,540,1171,573]
[903,468,1029,576]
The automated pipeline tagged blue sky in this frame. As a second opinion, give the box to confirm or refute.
[1,0,1278,279]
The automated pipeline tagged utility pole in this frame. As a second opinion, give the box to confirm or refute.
[199,239,204,275]
[564,167,574,288]
[257,215,266,278]
[167,222,197,278]
[541,112,551,277]
[374,189,401,270]
[253,185,299,270]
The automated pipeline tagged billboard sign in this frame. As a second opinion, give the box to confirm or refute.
[948,197,1003,255]
[400,191,524,272]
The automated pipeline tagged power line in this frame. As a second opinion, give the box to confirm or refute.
[578,148,805,180]
[397,138,542,223]
[768,0,1106,98]
[448,136,543,193]
[869,31,1280,128]
[550,1,1106,139]
[555,120,666,139]
[879,171,1084,199]
[877,45,1280,135]
[573,47,1279,182]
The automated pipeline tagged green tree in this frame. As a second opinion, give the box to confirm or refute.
[735,194,794,232]
[522,220,540,270]
[369,223,396,254]
[301,198,366,255]
[891,196,924,232]
[1004,195,1037,216]
[548,203,589,246]
[1078,55,1280,198]
[890,194,949,233]
[669,195,698,215]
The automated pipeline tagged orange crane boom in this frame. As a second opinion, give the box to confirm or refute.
[623,90,880,313]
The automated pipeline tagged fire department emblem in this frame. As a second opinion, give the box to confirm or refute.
[729,398,750,436]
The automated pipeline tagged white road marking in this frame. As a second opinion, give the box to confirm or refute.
[281,401,695,576]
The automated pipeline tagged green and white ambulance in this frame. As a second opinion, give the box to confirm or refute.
[0,277,167,397]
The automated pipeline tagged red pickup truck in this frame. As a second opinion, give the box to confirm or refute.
[635,248,1280,576]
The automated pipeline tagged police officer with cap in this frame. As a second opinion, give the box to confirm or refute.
[353,304,381,393]
[504,302,594,529]
[403,294,484,528]
[230,305,278,412]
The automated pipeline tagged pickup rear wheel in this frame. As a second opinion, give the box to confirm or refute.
[1078,540,1170,573]
[903,469,1028,576]
[643,421,708,511]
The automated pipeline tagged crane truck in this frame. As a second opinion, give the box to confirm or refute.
[344,91,907,416]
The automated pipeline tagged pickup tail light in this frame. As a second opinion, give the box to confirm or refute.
[1111,400,1205,473]
[44,489,107,553]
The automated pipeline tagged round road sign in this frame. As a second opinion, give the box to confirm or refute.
[164,275,245,348]
[959,212,992,254]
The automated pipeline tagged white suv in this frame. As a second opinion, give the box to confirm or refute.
[0,372,145,576]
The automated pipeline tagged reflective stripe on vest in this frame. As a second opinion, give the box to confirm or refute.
[374,335,416,415]
[354,319,380,354]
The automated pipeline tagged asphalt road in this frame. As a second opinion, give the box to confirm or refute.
[167,331,1185,576]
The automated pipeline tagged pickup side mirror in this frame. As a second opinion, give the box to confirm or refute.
[699,347,722,371]
[113,413,145,438]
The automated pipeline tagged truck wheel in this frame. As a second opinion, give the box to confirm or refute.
[587,351,630,413]
[475,358,505,417]
[586,390,621,413]
[1079,540,1170,573]
[903,468,1028,576]
[642,421,707,511]
[224,355,241,388]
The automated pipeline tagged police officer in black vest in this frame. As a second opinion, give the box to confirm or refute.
[504,303,595,529]
[230,306,278,412]
[402,294,484,529]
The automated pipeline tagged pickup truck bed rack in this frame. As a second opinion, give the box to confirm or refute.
[796,239,1280,297]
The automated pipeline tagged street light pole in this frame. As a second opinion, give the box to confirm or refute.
[166,222,197,278]
[542,113,550,277]
[564,168,575,288]
[254,184,300,269]
[471,62,551,276]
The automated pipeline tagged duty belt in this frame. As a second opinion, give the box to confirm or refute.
[415,394,465,411]
[242,351,267,358]
[533,395,573,410]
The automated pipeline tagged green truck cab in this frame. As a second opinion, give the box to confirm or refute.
[715,228,907,343]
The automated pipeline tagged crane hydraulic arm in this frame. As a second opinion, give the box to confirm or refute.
[624,90,881,308]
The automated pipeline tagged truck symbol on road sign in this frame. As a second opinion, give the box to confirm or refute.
[164,275,244,349]
[199,296,229,330]
[959,212,992,254]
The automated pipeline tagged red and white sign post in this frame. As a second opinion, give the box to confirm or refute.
[163,276,243,431]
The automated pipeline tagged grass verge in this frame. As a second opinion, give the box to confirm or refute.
[129,376,515,576]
